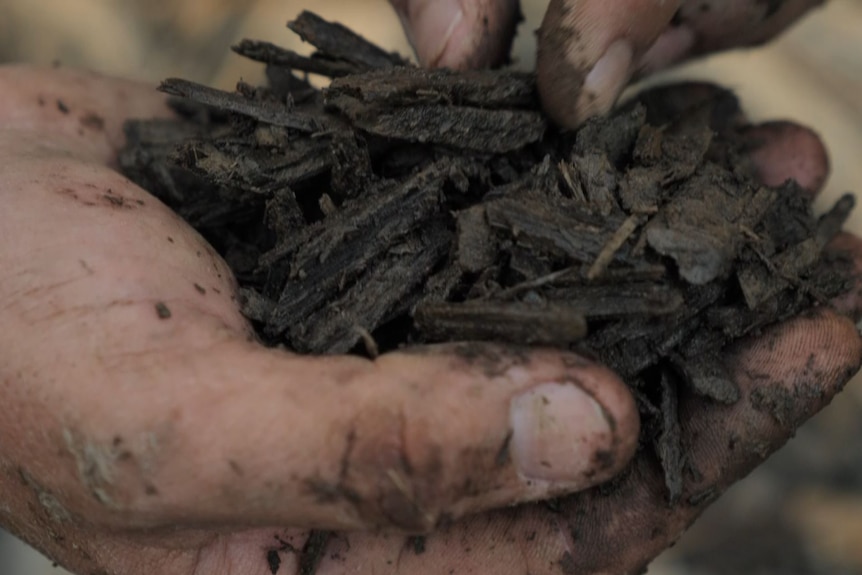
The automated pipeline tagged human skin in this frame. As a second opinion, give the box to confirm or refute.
[1,66,860,575]
[389,0,826,126]
[1,0,859,573]
[0,66,639,569]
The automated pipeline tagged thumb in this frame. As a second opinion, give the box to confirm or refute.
[73,340,639,533]
[537,0,683,128]
[389,0,520,69]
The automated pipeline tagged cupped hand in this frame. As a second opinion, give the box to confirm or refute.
[0,65,637,575]
[2,65,860,575]
[389,0,824,126]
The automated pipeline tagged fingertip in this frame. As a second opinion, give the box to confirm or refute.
[827,232,862,322]
[537,0,681,128]
[744,121,830,196]
[379,346,639,519]
[509,358,640,486]
[732,309,862,429]
[673,310,861,501]
[563,359,641,468]
[576,39,635,126]
[392,0,518,69]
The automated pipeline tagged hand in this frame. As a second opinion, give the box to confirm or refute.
[0,66,639,575]
[389,0,824,126]
[2,65,860,574]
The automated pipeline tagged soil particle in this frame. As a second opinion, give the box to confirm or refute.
[18,470,72,524]
[266,549,281,574]
[749,378,829,429]
[405,535,427,555]
[298,530,331,575]
[154,302,171,319]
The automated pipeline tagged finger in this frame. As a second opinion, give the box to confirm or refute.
[389,0,520,69]
[537,0,823,129]
[675,0,825,55]
[827,233,862,322]
[552,307,862,573]
[537,0,683,128]
[21,313,859,575]
[629,83,831,196]
[0,65,172,166]
[36,338,639,533]
[738,119,862,320]
[313,308,861,575]
[743,121,831,196]
[0,68,640,531]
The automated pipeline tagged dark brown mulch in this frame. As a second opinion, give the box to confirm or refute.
[119,11,855,506]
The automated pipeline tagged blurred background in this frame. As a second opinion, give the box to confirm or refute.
[1,0,861,573]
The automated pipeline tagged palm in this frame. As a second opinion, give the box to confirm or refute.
[0,66,279,573]
[2,128,251,354]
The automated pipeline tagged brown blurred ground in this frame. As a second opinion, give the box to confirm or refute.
[1,1,861,574]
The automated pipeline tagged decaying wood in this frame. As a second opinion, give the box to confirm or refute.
[159,78,324,132]
[415,300,588,346]
[287,10,409,71]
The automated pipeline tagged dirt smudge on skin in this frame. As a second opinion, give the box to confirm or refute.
[155,302,172,319]
[267,549,282,574]
[299,409,483,533]
[750,374,831,429]
[18,469,72,523]
[298,530,331,575]
[79,112,105,132]
[60,428,169,514]
[55,187,96,207]
[449,343,532,379]
[62,429,122,508]
[405,535,427,555]
[101,188,144,210]
[55,186,145,210]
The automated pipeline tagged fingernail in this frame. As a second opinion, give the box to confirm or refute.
[510,382,615,483]
[574,39,634,125]
[408,0,465,67]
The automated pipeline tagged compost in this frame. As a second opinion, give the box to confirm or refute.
[119,11,854,504]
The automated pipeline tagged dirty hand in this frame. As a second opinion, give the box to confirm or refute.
[1,65,636,575]
[390,0,824,126]
[2,66,861,575]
